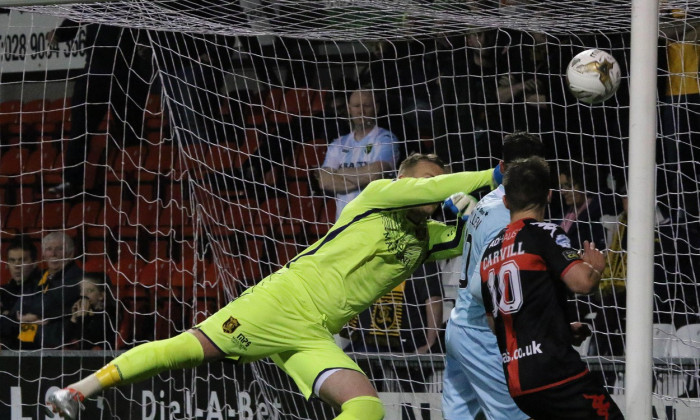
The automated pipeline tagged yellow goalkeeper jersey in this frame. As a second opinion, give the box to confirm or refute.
[252,169,493,334]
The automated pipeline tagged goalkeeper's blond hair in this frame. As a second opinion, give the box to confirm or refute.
[398,153,448,176]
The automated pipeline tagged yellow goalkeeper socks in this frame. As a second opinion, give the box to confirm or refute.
[103,331,204,387]
[335,396,385,420]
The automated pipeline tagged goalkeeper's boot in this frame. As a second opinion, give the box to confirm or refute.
[46,387,85,419]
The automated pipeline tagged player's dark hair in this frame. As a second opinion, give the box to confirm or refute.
[502,131,545,164]
[504,157,551,212]
[6,235,38,261]
[398,153,447,175]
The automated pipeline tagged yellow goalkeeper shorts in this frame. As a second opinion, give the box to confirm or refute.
[195,276,363,399]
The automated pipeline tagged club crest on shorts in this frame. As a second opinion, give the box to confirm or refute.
[222,316,240,334]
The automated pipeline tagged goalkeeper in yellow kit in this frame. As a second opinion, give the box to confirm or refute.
[47,153,495,420]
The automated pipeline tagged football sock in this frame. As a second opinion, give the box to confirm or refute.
[98,332,204,388]
[335,396,385,420]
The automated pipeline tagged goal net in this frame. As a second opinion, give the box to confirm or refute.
[0,1,699,419]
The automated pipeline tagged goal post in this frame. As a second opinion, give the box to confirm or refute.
[1,2,699,419]
[626,0,659,418]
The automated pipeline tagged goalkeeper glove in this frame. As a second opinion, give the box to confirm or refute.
[443,192,478,221]
[491,163,503,189]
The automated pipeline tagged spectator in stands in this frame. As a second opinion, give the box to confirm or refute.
[150,30,227,145]
[0,237,41,316]
[10,232,83,349]
[435,29,503,172]
[47,22,152,196]
[585,179,700,357]
[65,272,118,350]
[658,20,700,221]
[342,262,443,399]
[553,163,607,251]
[316,89,400,220]
[0,237,42,348]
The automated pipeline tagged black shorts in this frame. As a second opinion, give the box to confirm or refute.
[514,373,624,420]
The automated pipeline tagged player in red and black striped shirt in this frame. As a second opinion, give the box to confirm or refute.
[481,157,624,419]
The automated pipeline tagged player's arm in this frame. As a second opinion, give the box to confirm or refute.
[417,296,443,353]
[482,271,497,334]
[359,169,495,210]
[486,313,496,334]
[561,240,605,294]
[425,219,466,262]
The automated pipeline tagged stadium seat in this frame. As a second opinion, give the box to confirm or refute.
[140,144,174,181]
[114,258,153,349]
[238,239,265,283]
[245,88,284,126]
[193,263,226,324]
[273,242,300,267]
[309,198,336,237]
[152,259,198,339]
[5,203,41,233]
[15,187,35,204]
[106,145,148,182]
[86,199,132,239]
[84,239,109,256]
[41,151,65,186]
[0,147,29,185]
[286,140,328,178]
[656,324,700,398]
[81,256,109,274]
[205,143,238,172]
[137,259,169,290]
[121,196,161,236]
[668,323,700,358]
[39,201,70,230]
[14,100,47,138]
[20,146,58,185]
[256,197,289,233]
[66,200,103,230]
[0,100,21,132]
[653,323,676,358]
[270,88,322,123]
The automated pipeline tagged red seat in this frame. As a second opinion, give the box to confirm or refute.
[66,200,103,230]
[271,89,324,123]
[41,151,65,186]
[286,140,328,178]
[86,199,132,238]
[140,144,174,180]
[274,242,300,267]
[121,196,161,236]
[239,239,265,283]
[81,256,109,273]
[245,88,284,125]
[20,146,58,185]
[39,201,69,230]
[0,100,21,129]
[114,257,154,349]
[5,203,40,232]
[255,197,289,232]
[106,145,147,182]
[137,259,169,290]
[45,98,70,125]
[0,147,29,185]
[19,99,46,125]
[309,198,337,237]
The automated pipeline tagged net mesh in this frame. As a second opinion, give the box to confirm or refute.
[0,1,699,418]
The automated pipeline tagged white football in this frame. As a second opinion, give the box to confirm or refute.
[566,48,621,104]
